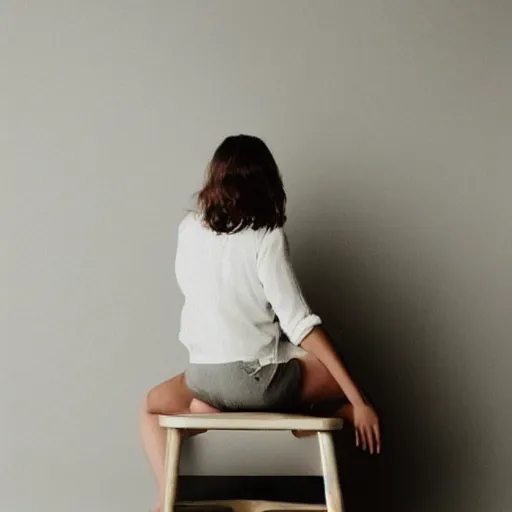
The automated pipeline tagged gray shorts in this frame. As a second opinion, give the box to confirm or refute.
[184,359,303,412]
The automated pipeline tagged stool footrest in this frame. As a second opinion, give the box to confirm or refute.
[176,500,327,512]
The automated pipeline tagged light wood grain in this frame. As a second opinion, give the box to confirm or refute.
[162,428,182,512]
[177,500,327,512]
[159,413,343,432]
[159,414,344,512]
[318,432,343,512]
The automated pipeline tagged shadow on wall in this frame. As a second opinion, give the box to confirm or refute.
[290,167,485,512]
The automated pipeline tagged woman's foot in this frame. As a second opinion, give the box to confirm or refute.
[185,398,220,436]
[189,398,220,414]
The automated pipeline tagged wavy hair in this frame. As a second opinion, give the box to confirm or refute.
[197,135,287,233]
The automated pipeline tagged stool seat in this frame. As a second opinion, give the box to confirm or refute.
[159,412,343,431]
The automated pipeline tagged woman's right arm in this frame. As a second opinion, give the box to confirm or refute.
[257,227,381,453]
[256,227,361,396]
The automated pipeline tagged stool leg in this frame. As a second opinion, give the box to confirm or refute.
[318,432,343,512]
[163,428,182,512]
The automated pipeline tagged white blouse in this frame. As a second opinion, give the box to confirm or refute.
[175,213,321,365]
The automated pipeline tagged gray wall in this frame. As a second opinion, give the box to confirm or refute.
[2,1,511,511]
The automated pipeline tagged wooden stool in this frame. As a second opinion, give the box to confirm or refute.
[159,413,344,512]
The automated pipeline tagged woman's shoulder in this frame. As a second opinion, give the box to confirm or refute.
[181,210,199,221]
[254,225,289,255]
[178,210,201,230]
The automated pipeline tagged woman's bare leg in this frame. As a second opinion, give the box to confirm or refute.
[140,373,197,512]
[292,353,355,438]
[300,352,353,410]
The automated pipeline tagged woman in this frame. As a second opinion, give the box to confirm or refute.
[140,135,381,512]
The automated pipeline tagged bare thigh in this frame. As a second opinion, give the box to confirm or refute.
[146,373,194,415]
[297,353,346,405]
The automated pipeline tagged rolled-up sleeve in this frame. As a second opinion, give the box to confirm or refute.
[257,228,322,345]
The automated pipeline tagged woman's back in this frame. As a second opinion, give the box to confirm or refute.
[176,211,320,366]
[176,212,279,364]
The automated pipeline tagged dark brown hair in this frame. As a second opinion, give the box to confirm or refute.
[197,135,287,233]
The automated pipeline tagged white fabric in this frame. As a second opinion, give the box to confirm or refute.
[175,212,322,365]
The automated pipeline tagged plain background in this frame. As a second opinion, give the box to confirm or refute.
[1,1,511,511]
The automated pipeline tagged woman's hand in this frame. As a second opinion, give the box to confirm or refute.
[353,404,381,454]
